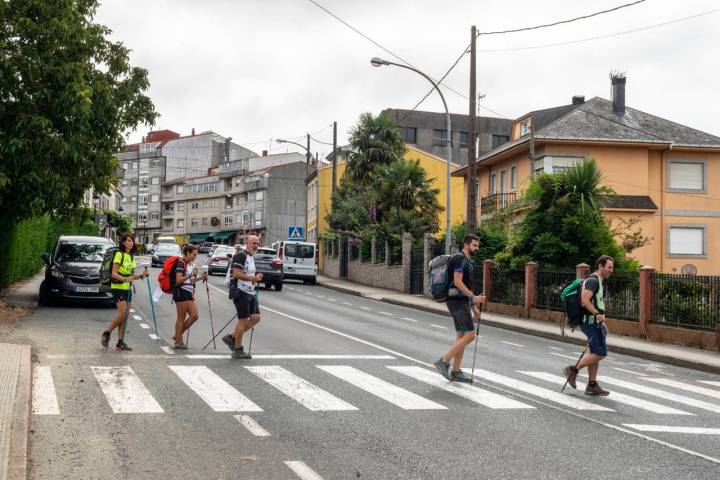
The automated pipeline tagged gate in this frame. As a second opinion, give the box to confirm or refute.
[339,237,349,279]
[410,244,425,294]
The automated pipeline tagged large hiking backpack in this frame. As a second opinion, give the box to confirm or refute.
[100,247,123,288]
[560,277,587,326]
[158,256,181,294]
[427,253,462,302]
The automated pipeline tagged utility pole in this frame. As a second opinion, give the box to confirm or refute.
[466,25,478,233]
[331,121,338,198]
[305,133,311,240]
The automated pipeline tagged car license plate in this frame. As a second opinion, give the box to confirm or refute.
[75,286,99,293]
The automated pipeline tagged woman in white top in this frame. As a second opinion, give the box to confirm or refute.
[172,244,206,349]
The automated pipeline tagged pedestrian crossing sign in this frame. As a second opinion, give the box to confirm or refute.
[288,226,303,240]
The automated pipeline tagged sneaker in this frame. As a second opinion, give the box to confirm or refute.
[101,331,110,348]
[563,365,578,389]
[433,358,450,380]
[232,348,252,360]
[585,382,610,396]
[115,341,132,352]
[450,370,473,383]
[222,334,235,352]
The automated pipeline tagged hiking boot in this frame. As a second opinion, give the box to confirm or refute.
[433,358,451,380]
[222,334,235,352]
[450,370,473,383]
[232,347,252,360]
[585,382,610,396]
[115,341,132,352]
[101,331,110,348]
[563,365,578,389]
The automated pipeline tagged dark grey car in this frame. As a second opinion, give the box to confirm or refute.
[255,247,284,291]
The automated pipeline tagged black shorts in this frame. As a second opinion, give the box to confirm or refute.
[446,298,474,333]
[112,289,132,304]
[233,290,259,318]
[173,288,194,303]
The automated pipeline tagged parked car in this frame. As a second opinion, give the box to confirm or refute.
[272,241,317,284]
[198,241,214,254]
[207,246,236,275]
[151,243,182,267]
[255,247,284,290]
[39,235,116,306]
[156,236,177,244]
[208,243,222,256]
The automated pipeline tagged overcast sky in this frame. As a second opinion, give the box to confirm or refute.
[96,0,720,158]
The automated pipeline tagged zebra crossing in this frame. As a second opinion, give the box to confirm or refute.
[31,362,720,426]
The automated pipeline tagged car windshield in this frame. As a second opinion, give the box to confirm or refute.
[213,248,234,256]
[156,245,181,254]
[257,248,277,257]
[284,243,314,258]
[55,242,110,263]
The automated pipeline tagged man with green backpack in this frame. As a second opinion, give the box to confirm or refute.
[563,255,614,396]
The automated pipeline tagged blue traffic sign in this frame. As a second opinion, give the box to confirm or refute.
[288,226,304,240]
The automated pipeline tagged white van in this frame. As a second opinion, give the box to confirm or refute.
[273,241,317,284]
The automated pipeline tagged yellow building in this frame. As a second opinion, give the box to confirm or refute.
[307,144,465,258]
[453,76,720,274]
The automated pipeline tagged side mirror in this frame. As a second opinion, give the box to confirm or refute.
[41,253,51,265]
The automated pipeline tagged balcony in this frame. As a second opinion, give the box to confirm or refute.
[219,160,247,178]
[480,193,517,218]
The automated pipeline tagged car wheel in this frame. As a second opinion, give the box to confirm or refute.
[38,281,52,306]
[274,282,283,291]
[264,282,272,290]
[309,277,317,285]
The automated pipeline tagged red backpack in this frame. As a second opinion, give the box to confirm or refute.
[158,257,182,294]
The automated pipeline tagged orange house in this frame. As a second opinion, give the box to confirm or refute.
[453,75,720,275]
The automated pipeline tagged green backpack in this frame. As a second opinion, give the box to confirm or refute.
[560,278,585,326]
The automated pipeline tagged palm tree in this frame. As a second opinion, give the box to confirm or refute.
[557,158,614,223]
[346,112,406,186]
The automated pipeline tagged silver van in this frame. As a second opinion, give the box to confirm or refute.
[272,241,317,284]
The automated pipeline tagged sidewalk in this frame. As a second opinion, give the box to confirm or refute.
[317,274,720,374]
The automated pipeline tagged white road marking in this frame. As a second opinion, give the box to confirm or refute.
[139,323,151,329]
[550,352,580,361]
[246,366,357,411]
[699,381,720,388]
[360,306,371,311]
[160,346,175,355]
[379,311,392,316]
[129,309,136,313]
[549,347,564,351]
[473,369,612,411]
[342,302,353,306]
[258,305,720,465]
[327,298,337,302]
[132,314,143,321]
[430,324,447,330]
[501,341,525,348]
[234,415,271,437]
[623,425,720,435]
[520,371,692,415]
[584,375,720,414]
[148,334,159,340]
[184,354,395,360]
[315,295,325,299]
[402,317,418,322]
[389,366,534,410]
[318,366,446,410]
[643,378,720,400]
[169,366,261,412]
[284,461,324,480]
[611,367,648,377]
[91,366,164,413]
[32,366,60,415]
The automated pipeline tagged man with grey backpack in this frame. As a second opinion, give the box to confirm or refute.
[433,234,486,382]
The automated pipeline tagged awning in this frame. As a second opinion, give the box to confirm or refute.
[209,231,237,241]
[189,233,211,243]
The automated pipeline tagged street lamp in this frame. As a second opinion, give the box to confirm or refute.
[370,56,453,254]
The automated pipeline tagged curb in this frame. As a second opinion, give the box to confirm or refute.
[318,280,720,375]
[3,344,31,480]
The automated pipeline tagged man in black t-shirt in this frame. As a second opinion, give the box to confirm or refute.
[433,234,486,382]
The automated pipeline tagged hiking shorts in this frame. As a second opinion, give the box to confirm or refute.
[173,288,194,303]
[233,290,259,318]
[446,298,474,333]
[581,321,608,357]
[112,289,132,304]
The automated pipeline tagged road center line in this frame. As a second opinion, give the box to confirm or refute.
[623,425,720,435]
[379,311,393,316]
[430,324,447,330]
[501,341,525,348]
[401,317,418,322]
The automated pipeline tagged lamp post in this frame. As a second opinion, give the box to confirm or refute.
[370,57,453,254]
[276,137,311,241]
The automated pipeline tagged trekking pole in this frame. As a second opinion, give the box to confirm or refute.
[205,277,217,349]
[201,313,238,351]
[560,336,593,393]
[184,268,199,347]
[117,286,131,351]
[144,267,159,342]
[469,302,483,384]
[247,282,259,355]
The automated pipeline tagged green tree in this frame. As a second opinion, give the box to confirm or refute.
[345,112,405,186]
[0,0,158,221]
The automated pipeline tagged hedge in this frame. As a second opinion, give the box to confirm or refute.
[0,216,98,288]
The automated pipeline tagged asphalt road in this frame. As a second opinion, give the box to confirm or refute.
[7,254,720,479]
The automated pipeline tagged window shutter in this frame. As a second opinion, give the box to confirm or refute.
[669,227,703,255]
[669,162,703,190]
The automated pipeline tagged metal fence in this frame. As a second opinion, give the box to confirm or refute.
[605,272,640,321]
[535,269,576,311]
[375,240,386,264]
[651,273,720,331]
[360,238,372,263]
[490,265,525,305]
[470,261,484,295]
[388,239,402,266]
[349,242,360,262]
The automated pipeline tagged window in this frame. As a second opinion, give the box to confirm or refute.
[254,210,263,226]
[519,120,530,136]
[534,156,585,174]
[191,218,199,227]
[492,135,510,150]
[490,173,497,195]
[668,161,705,192]
[130,178,138,186]
[122,179,128,186]
[151,158,162,167]
[400,127,417,144]
[151,177,160,185]
[241,211,249,226]
[139,176,149,189]
[500,170,507,194]
[177,219,184,229]
[176,185,184,194]
[432,129,448,146]
[139,194,148,206]
[151,194,159,203]
[150,212,160,221]
[191,202,199,209]
[255,190,264,201]
[121,197,127,203]
[203,200,210,208]
[138,212,148,222]
[130,196,137,203]
[124,162,133,170]
[202,217,208,226]
[224,214,233,227]
[510,166,517,190]
[459,132,469,148]
[177,202,185,212]
[668,226,705,256]
[140,143,156,154]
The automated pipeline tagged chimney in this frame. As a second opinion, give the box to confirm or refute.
[572,95,585,105]
[262,150,268,156]
[191,128,195,136]
[610,72,626,114]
